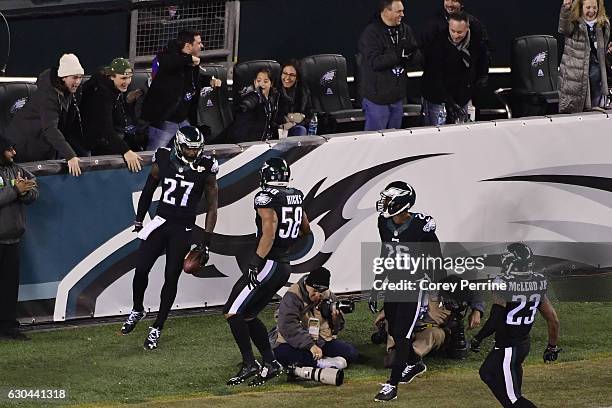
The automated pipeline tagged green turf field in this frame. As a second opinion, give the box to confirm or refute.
[1,302,611,407]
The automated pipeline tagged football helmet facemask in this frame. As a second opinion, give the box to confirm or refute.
[376,181,416,218]
[260,157,290,188]
[174,126,205,165]
[501,242,534,276]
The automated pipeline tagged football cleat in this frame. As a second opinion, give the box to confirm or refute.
[227,361,261,386]
[120,310,146,335]
[248,360,283,387]
[143,327,161,350]
[399,361,427,384]
[374,383,398,402]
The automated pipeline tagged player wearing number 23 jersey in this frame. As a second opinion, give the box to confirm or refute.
[224,157,311,388]
[471,243,561,408]
[121,126,219,350]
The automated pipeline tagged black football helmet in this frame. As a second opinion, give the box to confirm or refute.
[376,181,416,218]
[174,126,205,165]
[501,242,534,276]
[260,157,290,188]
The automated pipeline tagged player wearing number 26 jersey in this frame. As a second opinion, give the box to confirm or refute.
[470,243,561,408]
[224,157,311,387]
[120,126,219,350]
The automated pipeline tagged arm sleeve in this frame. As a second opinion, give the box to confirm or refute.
[277,293,315,350]
[474,303,505,341]
[559,6,574,35]
[0,183,18,207]
[39,94,77,160]
[135,172,159,222]
[359,27,401,72]
[18,168,39,204]
[158,52,193,73]
[87,89,130,155]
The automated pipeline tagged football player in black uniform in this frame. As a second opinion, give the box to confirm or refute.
[120,126,219,350]
[470,243,561,408]
[223,157,311,387]
[370,181,442,402]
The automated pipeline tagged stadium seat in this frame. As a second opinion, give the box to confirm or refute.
[232,60,281,106]
[300,54,364,132]
[198,64,233,144]
[128,70,151,123]
[0,81,37,136]
[495,35,559,118]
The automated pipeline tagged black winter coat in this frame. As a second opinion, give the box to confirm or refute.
[358,16,420,105]
[8,68,82,163]
[277,82,314,125]
[227,87,280,143]
[421,30,490,106]
[141,48,201,125]
[79,71,131,155]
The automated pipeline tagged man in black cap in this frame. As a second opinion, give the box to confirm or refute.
[271,267,358,369]
[0,135,38,340]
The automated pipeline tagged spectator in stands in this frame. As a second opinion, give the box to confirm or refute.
[7,54,84,176]
[559,0,610,113]
[420,12,489,125]
[358,0,420,131]
[227,68,280,143]
[142,31,222,150]
[277,61,314,136]
[419,0,490,61]
[271,267,359,369]
[78,58,144,172]
[0,135,38,341]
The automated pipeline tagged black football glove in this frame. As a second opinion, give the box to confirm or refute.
[132,221,143,233]
[193,243,210,267]
[247,254,266,290]
[470,337,482,353]
[543,344,562,362]
[446,103,466,123]
[368,290,382,314]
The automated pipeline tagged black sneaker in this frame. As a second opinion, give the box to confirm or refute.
[120,310,146,335]
[399,361,427,384]
[227,361,261,386]
[248,360,283,387]
[374,383,397,402]
[143,327,161,350]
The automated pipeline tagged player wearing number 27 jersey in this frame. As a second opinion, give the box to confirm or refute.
[470,243,561,408]
[120,126,219,350]
[224,157,311,387]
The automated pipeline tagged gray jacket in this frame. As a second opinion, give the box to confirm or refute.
[273,277,345,350]
[0,162,38,244]
[558,6,610,113]
[7,68,80,163]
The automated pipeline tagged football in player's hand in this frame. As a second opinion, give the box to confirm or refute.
[183,248,206,275]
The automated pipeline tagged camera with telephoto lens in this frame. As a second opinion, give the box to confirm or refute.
[287,365,344,386]
[442,297,469,359]
[319,299,355,320]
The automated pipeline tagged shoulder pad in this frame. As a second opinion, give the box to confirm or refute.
[153,147,171,163]
[254,191,274,207]
[413,212,436,232]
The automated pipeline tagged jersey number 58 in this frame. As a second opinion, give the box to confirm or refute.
[279,206,303,239]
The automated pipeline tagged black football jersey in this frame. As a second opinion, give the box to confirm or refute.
[254,186,305,260]
[493,272,548,347]
[378,212,438,242]
[154,147,218,225]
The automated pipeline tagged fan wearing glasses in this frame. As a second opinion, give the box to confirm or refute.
[278,61,314,136]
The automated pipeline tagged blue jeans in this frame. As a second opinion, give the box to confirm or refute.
[274,339,359,368]
[289,125,307,136]
[147,120,190,151]
[422,99,469,126]
[362,98,403,131]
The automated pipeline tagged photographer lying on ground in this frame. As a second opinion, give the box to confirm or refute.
[270,267,359,370]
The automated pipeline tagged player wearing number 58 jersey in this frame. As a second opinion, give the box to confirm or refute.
[224,157,311,387]
[120,126,219,350]
[470,243,561,408]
